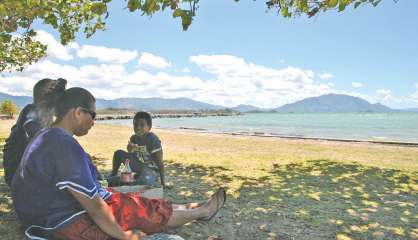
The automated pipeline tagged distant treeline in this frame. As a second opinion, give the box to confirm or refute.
[95,108,241,120]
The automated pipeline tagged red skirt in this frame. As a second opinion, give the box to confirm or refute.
[52,192,173,240]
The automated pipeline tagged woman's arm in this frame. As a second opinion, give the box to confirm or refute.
[68,189,141,240]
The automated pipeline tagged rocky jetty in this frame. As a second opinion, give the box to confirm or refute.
[95,110,241,121]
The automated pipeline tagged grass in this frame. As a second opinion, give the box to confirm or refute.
[0,120,417,239]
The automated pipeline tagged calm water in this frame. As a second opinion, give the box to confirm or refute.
[100,113,418,143]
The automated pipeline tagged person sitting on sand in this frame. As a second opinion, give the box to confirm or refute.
[11,87,226,240]
[110,112,165,188]
[2,78,67,186]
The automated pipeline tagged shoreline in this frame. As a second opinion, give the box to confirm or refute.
[1,118,417,147]
[171,127,418,147]
[95,111,241,120]
[95,113,241,120]
[96,121,418,148]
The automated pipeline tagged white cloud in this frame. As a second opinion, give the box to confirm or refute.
[319,72,334,80]
[410,84,418,104]
[0,54,342,108]
[35,30,75,61]
[377,89,391,95]
[376,89,393,102]
[183,68,191,73]
[77,45,138,64]
[188,54,332,107]
[352,82,363,88]
[138,52,171,69]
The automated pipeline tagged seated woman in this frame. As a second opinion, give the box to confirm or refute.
[11,87,226,240]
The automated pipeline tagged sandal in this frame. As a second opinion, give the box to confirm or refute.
[202,187,227,221]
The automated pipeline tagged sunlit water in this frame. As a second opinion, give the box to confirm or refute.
[100,113,418,143]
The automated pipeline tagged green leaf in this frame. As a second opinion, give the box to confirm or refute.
[372,0,382,7]
[91,3,107,15]
[45,14,58,28]
[339,2,347,11]
[0,33,12,43]
[181,12,192,30]
[354,1,362,8]
[0,4,7,16]
[173,9,183,18]
[281,7,289,17]
[328,0,339,8]
[127,0,141,11]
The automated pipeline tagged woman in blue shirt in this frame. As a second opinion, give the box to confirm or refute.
[12,87,226,240]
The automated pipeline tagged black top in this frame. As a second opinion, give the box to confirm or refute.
[2,104,43,186]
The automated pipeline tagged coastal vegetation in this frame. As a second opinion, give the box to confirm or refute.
[0,100,17,119]
[96,108,241,120]
[1,120,417,239]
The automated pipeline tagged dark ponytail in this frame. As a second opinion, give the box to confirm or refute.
[33,78,67,109]
[55,87,96,121]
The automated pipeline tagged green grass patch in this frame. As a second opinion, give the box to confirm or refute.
[162,158,417,240]
[0,122,417,239]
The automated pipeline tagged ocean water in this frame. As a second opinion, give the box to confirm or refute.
[100,113,418,143]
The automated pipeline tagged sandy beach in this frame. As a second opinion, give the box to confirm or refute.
[1,120,417,239]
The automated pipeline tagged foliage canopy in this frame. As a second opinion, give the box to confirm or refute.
[0,0,394,72]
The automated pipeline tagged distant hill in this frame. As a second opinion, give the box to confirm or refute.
[230,104,261,112]
[0,92,226,111]
[0,92,32,109]
[96,97,225,111]
[276,94,393,113]
[231,104,275,113]
[0,92,397,113]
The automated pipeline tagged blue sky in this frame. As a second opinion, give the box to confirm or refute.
[1,0,417,109]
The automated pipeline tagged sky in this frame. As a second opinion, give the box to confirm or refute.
[1,0,418,109]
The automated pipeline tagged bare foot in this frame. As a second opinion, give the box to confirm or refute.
[201,188,226,221]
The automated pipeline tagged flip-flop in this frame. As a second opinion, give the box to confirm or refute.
[202,187,227,221]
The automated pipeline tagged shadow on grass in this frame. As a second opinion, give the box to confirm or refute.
[163,159,417,240]
[0,138,24,240]
[0,141,416,240]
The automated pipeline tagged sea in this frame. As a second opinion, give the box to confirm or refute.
[99,112,418,144]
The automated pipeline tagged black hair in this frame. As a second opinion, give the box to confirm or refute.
[55,87,95,121]
[133,111,152,128]
[33,78,67,109]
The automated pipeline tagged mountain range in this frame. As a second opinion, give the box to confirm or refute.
[0,92,414,113]
[275,94,393,113]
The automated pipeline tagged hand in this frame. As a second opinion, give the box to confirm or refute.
[123,230,146,240]
[127,142,135,152]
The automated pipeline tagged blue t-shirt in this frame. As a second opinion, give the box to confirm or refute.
[11,128,111,239]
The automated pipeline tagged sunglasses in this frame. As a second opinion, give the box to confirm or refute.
[80,107,96,120]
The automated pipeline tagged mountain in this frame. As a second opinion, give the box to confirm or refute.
[0,92,225,111]
[95,97,225,111]
[0,92,32,108]
[231,104,262,113]
[0,92,396,113]
[276,94,393,113]
[231,104,275,113]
